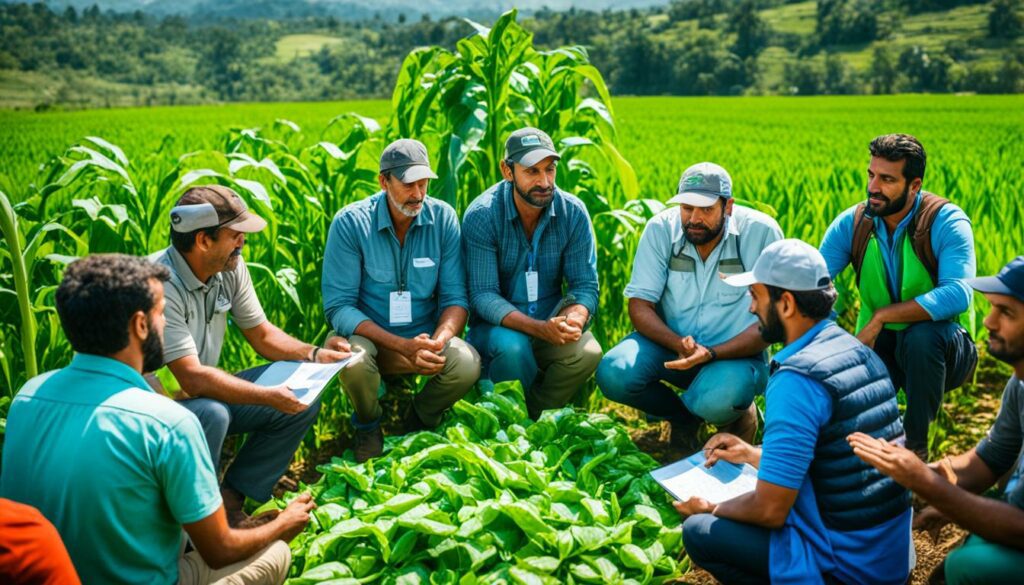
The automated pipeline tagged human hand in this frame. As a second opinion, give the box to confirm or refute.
[665,337,712,370]
[672,496,715,517]
[847,432,933,490]
[406,334,445,375]
[536,316,580,346]
[702,432,755,467]
[856,318,883,349]
[912,505,951,545]
[267,385,309,415]
[324,335,352,353]
[275,493,316,542]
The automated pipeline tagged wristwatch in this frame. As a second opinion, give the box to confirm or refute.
[706,346,718,362]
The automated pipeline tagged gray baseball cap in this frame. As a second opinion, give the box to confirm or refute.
[379,139,438,183]
[170,185,267,234]
[724,239,833,291]
[505,127,561,168]
[668,162,733,207]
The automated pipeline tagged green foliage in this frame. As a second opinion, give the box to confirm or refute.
[263,381,684,583]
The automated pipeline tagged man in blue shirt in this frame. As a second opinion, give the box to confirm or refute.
[462,127,603,419]
[597,163,782,453]
[675,239,912,585]
[819,133,977,459]
[323,139,480,462]
[850,256,1024,585]
[0,254,314,585]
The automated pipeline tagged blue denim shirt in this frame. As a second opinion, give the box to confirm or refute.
[819,192,976,320]
[322,191,468,338]
[462,180,598,326]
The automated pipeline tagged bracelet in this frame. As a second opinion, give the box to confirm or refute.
[309,347,321,362]
[707,347,718,362]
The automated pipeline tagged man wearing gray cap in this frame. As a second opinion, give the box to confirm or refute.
[462,127,602,419]
[597,162,782,453]
[676,239,912,585]
[152,185,351,525]
[323,138,480,462]
[849,256,1024,584]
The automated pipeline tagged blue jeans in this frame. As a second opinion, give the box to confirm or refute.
[596,332,767,426]
[180,364,322,502]
[683,514,770,585]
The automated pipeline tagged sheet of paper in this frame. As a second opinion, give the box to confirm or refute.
[253,358,352,405]
[650,452,758,504]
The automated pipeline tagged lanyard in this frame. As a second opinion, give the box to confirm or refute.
[390,230,412,293]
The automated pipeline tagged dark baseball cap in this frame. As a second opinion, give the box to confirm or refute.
[170,185,267,233]
[668,162,733,207]
[967,256,1024,302]
[505,127,560,168]
[379,139,438,183]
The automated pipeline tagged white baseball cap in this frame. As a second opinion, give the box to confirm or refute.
[724,239,833,291]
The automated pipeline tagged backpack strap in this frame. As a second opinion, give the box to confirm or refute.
[907,192,949,284]
[850,203,874,286]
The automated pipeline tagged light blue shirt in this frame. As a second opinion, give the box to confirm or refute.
[819,192,976,320]
[624,205,783,347]
[322,191,468,338]
[0,354,221,585]
[759,320,913,585]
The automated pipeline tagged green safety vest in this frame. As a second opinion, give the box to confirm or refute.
[856,233,975,334]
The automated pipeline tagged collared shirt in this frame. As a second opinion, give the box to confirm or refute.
[819,192,976,320]
[462,180,598,325]
[150,246,267,367]
[624,205,783,347]
[0,354,221,585]
[759,319,913,585]
[322,191,467,338]
[976,375,1024,509]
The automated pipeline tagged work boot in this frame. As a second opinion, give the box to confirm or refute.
[220,486,249,528]
[402,404,429,435]
[669,420,705,457]
[354,424,384,463]
[719,403,759,445]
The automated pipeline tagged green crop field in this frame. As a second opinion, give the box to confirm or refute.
[1,10,1023,583]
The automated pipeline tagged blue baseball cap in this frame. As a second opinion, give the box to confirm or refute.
[967,256,1024,302]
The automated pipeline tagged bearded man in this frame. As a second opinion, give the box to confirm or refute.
[462,127,603,419]
[596,162,782,453]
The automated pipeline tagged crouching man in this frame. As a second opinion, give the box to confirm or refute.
[675,240,912,585]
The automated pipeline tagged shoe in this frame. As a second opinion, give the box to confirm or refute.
[719,403,759,445]
[402,404,429,434]
[669,420,705,457]
[354,424,384,463]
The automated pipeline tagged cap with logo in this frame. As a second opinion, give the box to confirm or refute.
[967,256,1024,303]
[724,238,833,291]
[668,162,733,208]
[170,185,267,234]
[379,138,438,183]
[504,127,561,168]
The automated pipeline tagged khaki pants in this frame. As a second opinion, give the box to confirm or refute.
[467,324,603,418]
[339,335,481,426]
[178,541,290,585]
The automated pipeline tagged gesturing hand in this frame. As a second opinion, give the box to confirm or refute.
[847,432,933,490]
[665,336,713,371]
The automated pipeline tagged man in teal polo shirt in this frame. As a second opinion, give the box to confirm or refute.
[323,138,480,462]
[0,254,314,584]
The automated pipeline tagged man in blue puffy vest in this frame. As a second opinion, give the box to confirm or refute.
[675,239,912,585]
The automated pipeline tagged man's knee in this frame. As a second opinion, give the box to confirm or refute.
[681,513,716,564]
[439,338,482,388]
[568,333,603,376]
[685,360,763,425]
[596,338,655,400]
[902,320,958,352]
[488,328,533,361]
[188,398,232,436]
[340,349,380,398]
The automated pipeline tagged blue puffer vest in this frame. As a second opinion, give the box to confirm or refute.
[776,321,911,531]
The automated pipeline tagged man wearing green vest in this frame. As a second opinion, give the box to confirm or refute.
[820,133,978,459]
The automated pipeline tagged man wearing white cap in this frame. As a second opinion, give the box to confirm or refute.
[152,185,351,526]
[675,239,912,585]
[597,162,782,453]
[323,138,480,462]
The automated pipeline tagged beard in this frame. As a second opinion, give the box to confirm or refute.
[684,213,726,246]
[866,183,910,218]
[387,188,423,218]
[142,319,165,374]
[758,302,787,345]
[987,334,1024,365]
[512,177,554,209]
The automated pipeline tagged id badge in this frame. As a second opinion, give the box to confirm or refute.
[526,271,539,302]
[389,291,412,325]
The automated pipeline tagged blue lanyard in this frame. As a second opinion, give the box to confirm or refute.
[527,248,537,316]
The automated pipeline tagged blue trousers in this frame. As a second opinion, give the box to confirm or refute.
[683,514,770,585]
[596,332,768,426]
[179,364,321,502]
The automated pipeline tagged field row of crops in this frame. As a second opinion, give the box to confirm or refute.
[1,10,1022,583]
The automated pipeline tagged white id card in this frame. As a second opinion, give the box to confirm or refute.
[526,271,539,302]
[389,291,412,324]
